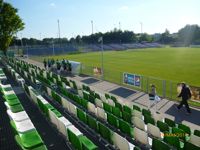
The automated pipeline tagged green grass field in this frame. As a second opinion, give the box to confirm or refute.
[31,47,200,107]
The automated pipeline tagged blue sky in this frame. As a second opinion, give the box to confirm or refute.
[6,0,200,39]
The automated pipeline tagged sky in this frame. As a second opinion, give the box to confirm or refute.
[5,0,200,39]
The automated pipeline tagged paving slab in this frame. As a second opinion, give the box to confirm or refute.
[109,87,137,98]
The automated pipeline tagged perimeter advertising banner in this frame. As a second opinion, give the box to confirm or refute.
[177,83,200,101]
[123,72,141,88]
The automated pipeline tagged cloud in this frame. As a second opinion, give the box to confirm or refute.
[119,6,129,11]
[50,2,56,7]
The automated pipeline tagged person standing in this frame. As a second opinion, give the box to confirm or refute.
[148,84,156,109]
[43,59,47,69]
[149,84,156,100]
[177,82,192,114]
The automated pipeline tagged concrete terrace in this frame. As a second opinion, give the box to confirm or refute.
[22,58,200,131]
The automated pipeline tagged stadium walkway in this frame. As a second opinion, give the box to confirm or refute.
[22,58,200,131]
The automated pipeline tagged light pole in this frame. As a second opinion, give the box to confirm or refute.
[140,22,143,34]
[91,20,93,35]
[100,37,104,79]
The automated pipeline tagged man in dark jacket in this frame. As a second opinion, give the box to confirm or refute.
[177,82,192,114]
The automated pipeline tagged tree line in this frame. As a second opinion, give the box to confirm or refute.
[11,25,200,47]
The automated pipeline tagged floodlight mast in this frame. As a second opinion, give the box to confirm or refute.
[140,22,143,34]
[91,20,94,35]
[101,37,104,79]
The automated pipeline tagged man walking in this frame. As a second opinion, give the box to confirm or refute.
[177,82,192,114]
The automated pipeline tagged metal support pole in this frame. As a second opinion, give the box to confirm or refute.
[101,37,104,80]
[163,80,166,98]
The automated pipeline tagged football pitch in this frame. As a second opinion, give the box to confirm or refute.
[31,47,200,106]
[32,47,200,86]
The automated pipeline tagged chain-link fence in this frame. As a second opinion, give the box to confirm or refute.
[81,64,182,101]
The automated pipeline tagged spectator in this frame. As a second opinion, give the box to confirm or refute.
[43,59,47,69]
[176,82,192,114]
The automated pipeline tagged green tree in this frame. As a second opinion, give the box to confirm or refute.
[178,25,200,46]
[0,0,24,55]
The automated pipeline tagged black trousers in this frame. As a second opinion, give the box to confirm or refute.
[178,99,191,113]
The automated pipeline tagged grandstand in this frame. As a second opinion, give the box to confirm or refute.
[1,55,200,150]
[10,42,163,56]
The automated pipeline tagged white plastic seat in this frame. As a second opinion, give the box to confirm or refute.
[87,102,97,114]
[15,119,35,133]
[67,125,83,140]
[58,116,72,137]
[7,110,29,122]
[47,87,52,96]
[78,90,83,98]
[69,102,77,116]
[37,95,48,105]
[97,107,107,120]
[134,127,149,145]
[108,99,115,107]
[132,117,145,131]
[101,95,107,103]
[62,97,70,111]
[112,132,131,150]
[147,123,161,139]
[133,109,143,119]
[189,134,200,146]
[95,98,103,108]
[3,90,15,96]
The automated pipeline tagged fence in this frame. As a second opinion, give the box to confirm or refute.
[80,64,188,102]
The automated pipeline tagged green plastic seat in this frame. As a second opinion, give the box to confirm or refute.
[133,105,141,112]
[105,93,110,99]
[15,130,44,150]
[144,114,155,125]
[83,92,89,101]
[165,118,176,127]
[178,124,191,135]
[3,94,18,101]
[88,95,95,104]
[103,103,112,113]
[122,111,132,123]
[152,137,171,150]
[119,119,133,137]
[7,98,20,106]
[112,107,122,118]
[123,105,132,114]
[115,102,122,110]
[77,108,87,124]
[67,126,83,150]
[80,98,88,109]
[74,95,81,105]
[51,91,62,104]
[86,115,98,132]
[10,104,24,113]
[163,132,184,150]
[107,113,119,128]
[194,130,200,137]
[110,96,117,102]
[184,141,200,150]
[94,93,100,99]
[172,127,188,141]
[79,136,98,150]
[142,108,151,116]
[43,103,55,118]
[157,121,169,132]
[98,122,113,144]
